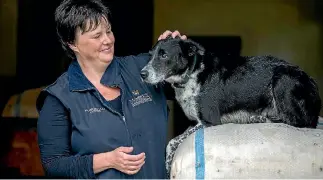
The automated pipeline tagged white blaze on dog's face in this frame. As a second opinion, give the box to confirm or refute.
[140,37,204,85]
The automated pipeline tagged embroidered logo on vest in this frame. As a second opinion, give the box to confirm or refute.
[129,92,152,107]
[85,107,106,113]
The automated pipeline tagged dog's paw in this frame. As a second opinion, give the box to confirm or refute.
[165,147,176,177]
[166,137,185,177]
[250,115,269,123]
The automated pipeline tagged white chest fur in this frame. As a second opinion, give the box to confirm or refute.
[174,72,201,124]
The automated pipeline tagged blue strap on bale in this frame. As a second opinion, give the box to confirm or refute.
[195,128,205,179]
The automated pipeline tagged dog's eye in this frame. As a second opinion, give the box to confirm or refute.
[161,53,168,59]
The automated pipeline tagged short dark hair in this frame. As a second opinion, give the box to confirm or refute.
[55,0,111,59]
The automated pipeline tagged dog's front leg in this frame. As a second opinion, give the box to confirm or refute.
[166,123,204,178]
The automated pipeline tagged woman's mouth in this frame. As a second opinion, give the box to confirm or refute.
[101,47,112,53]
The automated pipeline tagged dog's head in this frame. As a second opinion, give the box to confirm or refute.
[140,36,205,85]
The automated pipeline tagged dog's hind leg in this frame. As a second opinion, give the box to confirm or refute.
[220,110,271,124]
[165,123,204,178]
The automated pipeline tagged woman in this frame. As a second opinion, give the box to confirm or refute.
[36,0,186,179]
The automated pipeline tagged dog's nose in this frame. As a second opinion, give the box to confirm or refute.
[140,70,149,79]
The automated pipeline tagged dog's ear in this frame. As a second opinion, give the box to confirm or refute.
[149,40,163,54]
[149,35,174,54]
[179,39,205,57]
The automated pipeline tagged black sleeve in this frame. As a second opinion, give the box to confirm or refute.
[37,94,96,178]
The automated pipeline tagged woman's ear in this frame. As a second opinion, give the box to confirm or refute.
[68,43,78,52]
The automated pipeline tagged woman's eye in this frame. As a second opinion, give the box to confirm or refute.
[93,34,100,39]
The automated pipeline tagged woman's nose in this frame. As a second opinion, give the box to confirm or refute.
[102,34,113,44]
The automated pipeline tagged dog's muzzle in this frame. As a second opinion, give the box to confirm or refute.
[140,70,149,80]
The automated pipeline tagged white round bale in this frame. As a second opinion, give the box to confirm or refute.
[171,123,323,179]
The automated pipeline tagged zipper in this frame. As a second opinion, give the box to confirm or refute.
[119,87,133,147]
[94,89,133,147]
[121,115,133,147]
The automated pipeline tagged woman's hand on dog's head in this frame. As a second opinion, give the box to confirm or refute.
[158,30,187,41]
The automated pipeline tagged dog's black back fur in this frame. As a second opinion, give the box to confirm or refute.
[197,52,321,128]
[142,37,322,128]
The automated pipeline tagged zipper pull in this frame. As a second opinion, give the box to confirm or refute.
[122,116,126,122]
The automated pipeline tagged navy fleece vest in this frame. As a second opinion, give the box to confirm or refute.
[37,54,169,179]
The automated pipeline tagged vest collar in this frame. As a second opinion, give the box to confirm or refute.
[68,57,122,91]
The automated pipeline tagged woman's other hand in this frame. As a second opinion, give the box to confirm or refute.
[106,146,145,175]
[158,30,187,41]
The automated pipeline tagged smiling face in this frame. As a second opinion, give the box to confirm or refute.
[141,37,205,85]
[69,16,115,65]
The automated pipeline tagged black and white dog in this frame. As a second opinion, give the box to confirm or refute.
[140,36,322,177]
